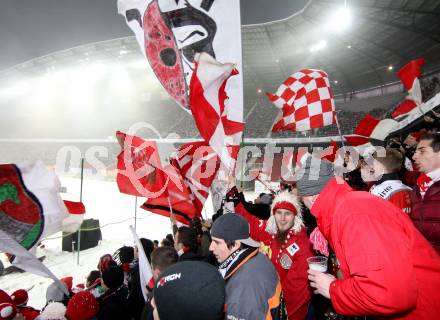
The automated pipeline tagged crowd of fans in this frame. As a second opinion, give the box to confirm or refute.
[2,130,440,320]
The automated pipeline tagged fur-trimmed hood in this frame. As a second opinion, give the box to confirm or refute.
[265,190,304,235]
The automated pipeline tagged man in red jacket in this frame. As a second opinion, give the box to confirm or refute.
[297,155,440,319]
[231,189,314,319]
[361,148,412,213]
[411,133,440,254]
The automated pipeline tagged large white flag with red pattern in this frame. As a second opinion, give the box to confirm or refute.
[190,53,244,170]
[267,69,336,132]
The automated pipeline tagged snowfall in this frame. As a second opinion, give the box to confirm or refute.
[0,177,260,310]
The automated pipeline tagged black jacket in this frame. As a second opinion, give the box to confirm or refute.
[98,285,130,320]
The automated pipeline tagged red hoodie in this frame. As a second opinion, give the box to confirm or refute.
[311,178,440,319]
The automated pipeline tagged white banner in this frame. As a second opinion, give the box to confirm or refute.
[118,0,243,121]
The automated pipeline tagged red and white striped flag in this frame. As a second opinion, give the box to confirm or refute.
[391,99,418,119]
[353,114,398,141]
[345,114,398,150]
[398,58,425,103]
[267,69,336,132]
[190,53,244,170]
[170,141,220,213]
[391,58,425,119]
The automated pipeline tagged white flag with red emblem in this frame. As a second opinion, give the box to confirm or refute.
[117,0,243,114]
[267,69,336,132]
[190,53,244,170]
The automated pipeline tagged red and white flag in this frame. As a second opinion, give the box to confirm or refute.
[398,58,425,103]
[170,141,220,213]
[267,69,336,132]
[391,99,418,119]
[62,200,86,233]
[353,114,398,141]
[190,53,244,170]
[391,58,425,119]
[116,131,169,198]
[141,163,199,224]
[345,114,398,151]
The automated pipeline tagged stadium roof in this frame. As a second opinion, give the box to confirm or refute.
[1,0,440,98]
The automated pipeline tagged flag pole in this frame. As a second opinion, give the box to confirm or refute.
[77,158,84,265]
[134,196,138,232]
[335,111,346,148]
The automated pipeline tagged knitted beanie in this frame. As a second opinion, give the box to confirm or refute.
[0,290,12,305]
[101,265,124,290]
[0,303,17,320]
[265,191,303,235]
[10,289,28,306]
[154,261,225,320]
[39,302,67,320]
[66,291,99,320]
[296,156,334,196]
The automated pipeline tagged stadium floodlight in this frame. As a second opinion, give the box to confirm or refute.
[309,40,327,53]
[0,82,31,97]
[327,6,352,32]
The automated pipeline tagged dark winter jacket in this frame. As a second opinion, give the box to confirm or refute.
[223,248,282,320]
[127,263,145,320]
[410,180,440,254]
[98,285,130,320]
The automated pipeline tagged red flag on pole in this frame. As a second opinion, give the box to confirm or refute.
[141,164,199,224]
[397,58,425,93]
[116,131,168,198]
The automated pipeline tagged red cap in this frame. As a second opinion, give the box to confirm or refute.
[0,291,12,305]
[66,291,99,320]
[60,276,73,292]
[10,289,28,306]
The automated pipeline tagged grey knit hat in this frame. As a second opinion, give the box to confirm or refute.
[296,155,334,196]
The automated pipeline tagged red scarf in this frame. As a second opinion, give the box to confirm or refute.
[309,227,329,257]
[417,168,440,198]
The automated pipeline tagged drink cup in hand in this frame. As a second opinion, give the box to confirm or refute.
[307,256,328,272]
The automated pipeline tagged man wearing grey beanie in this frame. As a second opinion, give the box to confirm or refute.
[297,154,440,319]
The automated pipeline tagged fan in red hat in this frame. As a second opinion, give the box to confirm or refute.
[10,290,28,307]
[66,291,99,320]
[0,291,12,306]
[0,303,17,320]
[233,190,315,319]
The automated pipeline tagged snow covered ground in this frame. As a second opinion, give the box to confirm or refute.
[0,177,258,310]
[0,177,213,309]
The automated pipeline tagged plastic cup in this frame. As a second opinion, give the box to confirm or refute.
[307,256,328,272]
